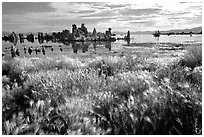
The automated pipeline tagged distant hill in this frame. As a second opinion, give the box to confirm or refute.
[113,31,154,35]
[119,26,202,35]
[130,31,154,35]
[160,26,202,34]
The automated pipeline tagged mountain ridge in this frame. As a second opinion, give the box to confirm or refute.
[114,26,202,35]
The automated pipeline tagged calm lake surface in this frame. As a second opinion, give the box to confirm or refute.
[120,34,202,44]
[2,34,202,55]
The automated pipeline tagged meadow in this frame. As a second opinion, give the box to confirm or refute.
[2,42,202,135]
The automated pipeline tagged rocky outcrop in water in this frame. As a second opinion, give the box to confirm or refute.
[80,23,88,36]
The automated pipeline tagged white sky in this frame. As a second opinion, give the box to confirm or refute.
[2,0,202,33]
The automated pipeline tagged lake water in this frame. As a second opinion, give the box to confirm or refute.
[2,34,202,55]
[120,34,202,44]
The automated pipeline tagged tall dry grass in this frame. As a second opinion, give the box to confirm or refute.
[2,53,202,135]
[179,45,202,69]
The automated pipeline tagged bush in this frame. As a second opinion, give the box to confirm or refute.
[90,71,202,135]
[154,61,202,91]
[87,55,145,77]
[2,86,36,121]
[2,98,101,135]
[2,54,202,135]
[2,59,28,89]
[87,56,127,74]
[2,100,69,135]
[179,45,202,69]
[25,69,101,99]
[13,56,84,73]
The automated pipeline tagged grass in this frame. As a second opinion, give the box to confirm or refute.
[179,45,202,69]
[2,46,202,135]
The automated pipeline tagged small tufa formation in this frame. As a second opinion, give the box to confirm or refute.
[153,30,161,38]
[124,31,130,40]
[26,33,34,43]
[93,28,97,37]
[153,30,161,45]
[2,31,18,43]
[19,33,24,43]
[72,24,87,39]
[38,32,44,44]
[80,23,88,36]
[72,24,77,34]
[127,31,130,39]
[105,28,112,37]
[12,31,18,45]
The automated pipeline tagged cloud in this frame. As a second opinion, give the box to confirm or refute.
[68,10,96,14]
[80,10,118,18]
[179,2,187,4]
[129,20,156,26]
[161,11,191,16]
[39,17,112,28]
[2,1,202,33]
[102,3,130,9]
[49,2,97,14]
[2,2,55,14]
[119,8,162,16]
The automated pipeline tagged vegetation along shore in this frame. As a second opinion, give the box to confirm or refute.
[2,27,202,134]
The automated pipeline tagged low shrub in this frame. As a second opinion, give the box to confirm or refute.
[2,98,101,135]
[2,59,28,89]
[154,61,202,91]
[2,53,202,135]
[25,69,101,99]
[14,56,84,73]
[90,73,202,135]
[2,86,36,121]
[179,45,202,69]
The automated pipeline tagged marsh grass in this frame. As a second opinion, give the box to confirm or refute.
[14,55,84,72]
[91,66,202,135]
[179,45,202,69]
[2,53,202,135]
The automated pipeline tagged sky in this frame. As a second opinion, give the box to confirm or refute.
[2,0,202,33]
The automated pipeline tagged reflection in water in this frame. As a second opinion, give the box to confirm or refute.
[38,32,44,44]
[24,47,27,54]
[42,47,46,55]
[70,41,112,53]
[19,34,24,43]
[81,42,89,53]
[71,42,90,54]
[105,41,111,51]
[59,45,63,52]
[127,39,130,45]
[62,41,71,46]
[72,42,79,54]
[3,33,202,58]
[74,41,113,54]
[28,47,33,55]
[19,38,24,43]
[38,38,44,44]
[26,34,35,43]
[93,41,97,51]
[13,38,18,46]
[3,37,114,55]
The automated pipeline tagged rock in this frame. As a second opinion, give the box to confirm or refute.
[81,23,88,35]
[93,28,97,37]
[72,24,77,34]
